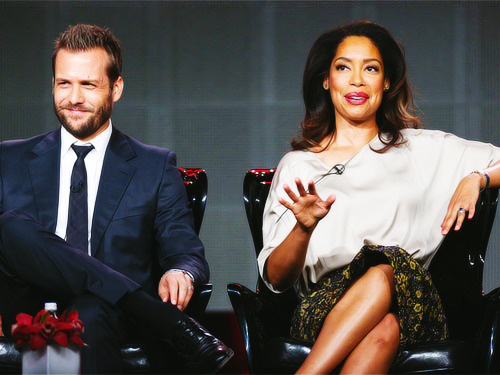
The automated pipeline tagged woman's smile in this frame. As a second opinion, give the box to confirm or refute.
[324,35,389,126]
[344,91,369,105]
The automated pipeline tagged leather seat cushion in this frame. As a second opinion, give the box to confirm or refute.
[261,337,473,374]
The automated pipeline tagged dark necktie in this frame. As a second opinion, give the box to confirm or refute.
[66,144,94,253]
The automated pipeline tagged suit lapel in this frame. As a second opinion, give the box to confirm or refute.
[91,128,137,256]
[27,129,61,232]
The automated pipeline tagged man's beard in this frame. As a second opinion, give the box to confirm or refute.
[54,95,113,140]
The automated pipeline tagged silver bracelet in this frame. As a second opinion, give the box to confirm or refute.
[470,170,490,192]
[165,269,195,284]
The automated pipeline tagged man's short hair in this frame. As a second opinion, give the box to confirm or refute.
[52,24,122,84]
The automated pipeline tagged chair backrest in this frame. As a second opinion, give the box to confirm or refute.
[178,167,207,235]
[244,169,276,256]
[177,167,212,318]
[243,168,499,340]
[243,169,298,336]
[429,186,498,340]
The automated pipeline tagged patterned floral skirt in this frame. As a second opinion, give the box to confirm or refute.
[290,245,448,352]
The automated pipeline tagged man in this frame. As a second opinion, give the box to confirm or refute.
[0,24,232,373]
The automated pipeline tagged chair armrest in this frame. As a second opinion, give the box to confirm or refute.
[0,337,21,372]
[227,283,266,373]
[185,283,212,320]
[476,287,500,373]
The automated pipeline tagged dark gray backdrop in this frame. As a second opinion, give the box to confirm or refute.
[2,0,499,311]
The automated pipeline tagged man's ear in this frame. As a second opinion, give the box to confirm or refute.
[112,76,124,103]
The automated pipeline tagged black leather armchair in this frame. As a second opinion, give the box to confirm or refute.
[0,167,212,374]
[228,168,500,374]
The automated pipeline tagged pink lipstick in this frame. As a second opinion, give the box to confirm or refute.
[345,92,369,105]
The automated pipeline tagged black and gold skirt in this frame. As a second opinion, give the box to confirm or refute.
[290,245,448,351]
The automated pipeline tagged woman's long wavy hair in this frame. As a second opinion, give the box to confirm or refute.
[291,21,421,152]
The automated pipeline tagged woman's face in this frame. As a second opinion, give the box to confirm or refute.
[324,35,389,127]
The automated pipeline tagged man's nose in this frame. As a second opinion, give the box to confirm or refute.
[68,85,85,104]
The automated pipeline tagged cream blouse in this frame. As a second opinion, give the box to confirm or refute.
[258,129,500,298]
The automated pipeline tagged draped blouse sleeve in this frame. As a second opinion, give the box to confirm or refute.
[257,152,306,293]
[257,129,500,297]
[405,129,500,268]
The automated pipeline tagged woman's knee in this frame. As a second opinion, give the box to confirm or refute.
[365,264,395,290]
[371,263,394,278]
[370,313,400,349]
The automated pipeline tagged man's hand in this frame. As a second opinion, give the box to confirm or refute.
[158,271,194,311]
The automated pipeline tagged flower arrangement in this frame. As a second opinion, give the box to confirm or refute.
[11,310,85,351]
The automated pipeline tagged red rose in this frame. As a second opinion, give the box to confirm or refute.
[11,309,85,351]
[40,318,57,340]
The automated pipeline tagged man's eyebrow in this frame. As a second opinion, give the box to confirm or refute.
[54,77,100,84]
[80,79,99,85]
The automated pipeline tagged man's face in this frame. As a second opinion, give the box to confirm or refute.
[52,48,123,141]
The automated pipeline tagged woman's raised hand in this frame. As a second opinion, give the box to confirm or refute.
[279,178,336,232]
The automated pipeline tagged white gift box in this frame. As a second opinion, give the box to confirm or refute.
[22,344,80,374]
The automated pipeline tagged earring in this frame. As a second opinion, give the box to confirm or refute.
[384,85,389,91]
[323,82,329,90]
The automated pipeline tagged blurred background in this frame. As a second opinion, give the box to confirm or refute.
[2,0,499,319]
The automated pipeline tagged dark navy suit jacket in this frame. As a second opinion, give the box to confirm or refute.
[0,127,209,299]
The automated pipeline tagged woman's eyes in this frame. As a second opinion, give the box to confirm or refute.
[335,65,380,72]
[366,66,380,72]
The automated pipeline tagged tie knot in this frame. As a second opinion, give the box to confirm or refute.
[71,144,94,160]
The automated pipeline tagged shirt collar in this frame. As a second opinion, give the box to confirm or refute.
[60,120,113,158]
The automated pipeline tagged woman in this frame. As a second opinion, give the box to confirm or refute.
[258,21,500,374]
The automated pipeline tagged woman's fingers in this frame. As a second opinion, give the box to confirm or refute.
[295,178,307,196]
[454,201,477,231]
[442,200,477,235]
[280,179,334,213]
[278,197,293,210]
[283,179,314,202]
[468,204,476,220]
[441,203,456,235]
[307,180,318,196]
[324,194,336,208]
[454,208,467,231]
[283,184,299,202]
[442,175,481,235]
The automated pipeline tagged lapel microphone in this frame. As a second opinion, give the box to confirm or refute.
[332,164,345,175]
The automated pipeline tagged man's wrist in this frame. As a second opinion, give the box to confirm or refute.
[164,269,195,284]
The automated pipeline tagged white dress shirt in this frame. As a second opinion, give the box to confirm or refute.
[258,129,500,298]
[55,122,113,255]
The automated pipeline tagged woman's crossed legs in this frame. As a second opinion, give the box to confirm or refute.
[297,264,399,374]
